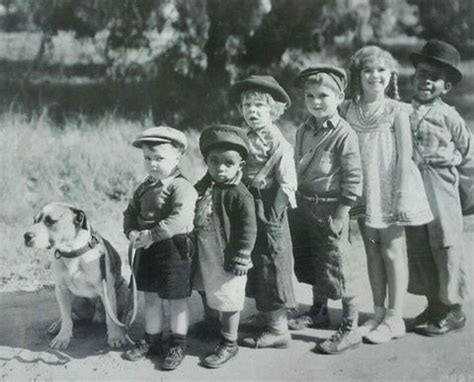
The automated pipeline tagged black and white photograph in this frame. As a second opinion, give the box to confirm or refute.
[1,1,473,381]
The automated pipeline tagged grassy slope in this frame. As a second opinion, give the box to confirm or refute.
[0,112,205,291]
[1,57,473,292]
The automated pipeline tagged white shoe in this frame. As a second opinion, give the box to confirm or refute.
[364,316,406,344]
[358,318,381,337]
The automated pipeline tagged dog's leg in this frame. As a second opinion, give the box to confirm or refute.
[50,284,74,350]
[100,261,127,348]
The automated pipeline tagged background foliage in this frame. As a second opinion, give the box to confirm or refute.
[1,0,472,128]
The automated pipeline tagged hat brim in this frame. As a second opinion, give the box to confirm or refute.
[410,52,462,84]
[229,81,291,106]
[202,142,248,159]
[132,137,181,148]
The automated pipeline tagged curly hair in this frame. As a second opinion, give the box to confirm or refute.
[239,91,287,121]
[348,45,400,101]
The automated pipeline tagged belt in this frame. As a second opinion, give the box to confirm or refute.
[296,191,339,204]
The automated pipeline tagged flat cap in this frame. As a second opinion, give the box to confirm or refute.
[132,126,187,149]
[229,75,291,106]
[199,124,249,159]
[294,65,347,91]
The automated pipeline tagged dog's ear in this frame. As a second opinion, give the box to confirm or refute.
[72,208,89,230]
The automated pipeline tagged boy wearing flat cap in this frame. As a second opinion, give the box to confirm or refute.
[289,66,363,354]
[406,39,472,336]
[193,124,257,368]
[122,126,198,370]
[229,75,297,349]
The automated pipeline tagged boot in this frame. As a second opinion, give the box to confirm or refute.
[288,304,330,330]
[315,318,362,354]
[123,332,162,361]
[202,338,238,368]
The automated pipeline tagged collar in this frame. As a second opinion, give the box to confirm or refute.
[412,97,442,110]
[54,235,99,259]
[245,123,277,136]
[145,168,181,187]
[306,114,340,131]
[214,169,243,187]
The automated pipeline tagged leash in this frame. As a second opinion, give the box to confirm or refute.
[101,238,139,345]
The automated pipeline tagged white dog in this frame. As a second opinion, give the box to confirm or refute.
[24,202,129,350]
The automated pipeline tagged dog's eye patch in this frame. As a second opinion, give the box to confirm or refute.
[44,216,58,226]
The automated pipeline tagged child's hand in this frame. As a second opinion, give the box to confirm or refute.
[224,262,248,276]
[392,192,410,222]
[232,267,248,276]
[133,230,154,249]
[329,215,344,235]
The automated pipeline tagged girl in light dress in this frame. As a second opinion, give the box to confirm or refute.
[341,46,433,344]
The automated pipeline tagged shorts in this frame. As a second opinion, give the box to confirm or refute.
[132,234,193,299]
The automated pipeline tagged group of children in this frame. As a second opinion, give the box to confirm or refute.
[120,39,472,370]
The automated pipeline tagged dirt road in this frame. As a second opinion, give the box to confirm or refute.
[1,227,473,381]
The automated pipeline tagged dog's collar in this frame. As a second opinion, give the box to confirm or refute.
[54,235,99,259]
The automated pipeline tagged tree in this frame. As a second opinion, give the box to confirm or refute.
[1,0,449,128]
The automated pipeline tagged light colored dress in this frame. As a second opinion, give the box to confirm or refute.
[343,98,432,229]
[194,184,247,312]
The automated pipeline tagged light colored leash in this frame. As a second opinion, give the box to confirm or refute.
[101,238,139,345]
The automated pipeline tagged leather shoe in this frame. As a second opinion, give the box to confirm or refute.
[418,310,466,337]
[240,330,291,349]
[202,340,238,368]
[288,305,330,331]
[315,318,361,354]
[161,346,186,370]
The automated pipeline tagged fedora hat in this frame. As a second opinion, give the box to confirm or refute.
[410,39,462,84]
[229,75,291,106]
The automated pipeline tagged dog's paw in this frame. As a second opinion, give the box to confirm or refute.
[50,332,72,350]
[107,331,127,348]
[47,319,61,336]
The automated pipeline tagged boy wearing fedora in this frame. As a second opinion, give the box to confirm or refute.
[193,124,257,368]
[289,66,363,354]
[229,75,297,349]
[405,39,472,336]
[123,126,198,370]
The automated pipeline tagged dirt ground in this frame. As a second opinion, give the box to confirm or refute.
[1,224,474,382]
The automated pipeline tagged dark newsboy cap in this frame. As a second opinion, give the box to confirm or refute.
[293,65,347,91]
[410,39,462,84]
[199,124,249,159]
[229,75,291,106]
[132,126,187,149]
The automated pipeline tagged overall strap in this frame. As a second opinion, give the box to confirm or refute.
[250,143,284,189]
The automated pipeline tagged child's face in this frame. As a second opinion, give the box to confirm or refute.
[413,62,452,103]
[360,59,391,97]
[206,147,244,184]
[304,83,344,121]
[240,94,273,130]
[142,143,181,181]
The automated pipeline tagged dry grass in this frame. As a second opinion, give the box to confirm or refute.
[0,111,206,291]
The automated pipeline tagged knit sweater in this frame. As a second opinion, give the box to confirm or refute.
[194,173,257,270]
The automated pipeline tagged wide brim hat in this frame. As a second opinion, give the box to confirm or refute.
[199,124,249,159]
[293,65,347,91]
[229,75,291,106]
[410,39,462,84]
[132,126,187,149]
